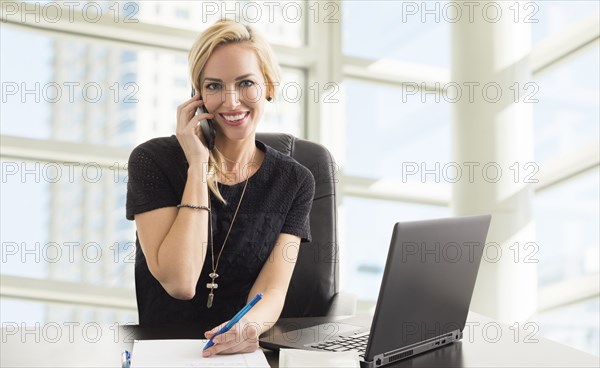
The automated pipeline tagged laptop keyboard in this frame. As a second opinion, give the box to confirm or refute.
[310,333,369,357]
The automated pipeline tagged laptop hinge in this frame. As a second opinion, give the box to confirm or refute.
[368,329,462,367]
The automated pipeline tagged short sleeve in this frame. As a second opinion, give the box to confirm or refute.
[280,168,315,242]
[126,145,179,220]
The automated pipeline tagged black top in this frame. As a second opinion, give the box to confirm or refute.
[126,136,315,327]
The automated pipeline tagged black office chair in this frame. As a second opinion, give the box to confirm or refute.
[256,132,354,318]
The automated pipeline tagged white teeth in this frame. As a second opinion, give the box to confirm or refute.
[223,112,247,121]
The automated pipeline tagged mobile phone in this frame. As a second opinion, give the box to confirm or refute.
[191,86,216,150]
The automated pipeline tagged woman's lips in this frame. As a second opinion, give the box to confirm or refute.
[219,112,249,126]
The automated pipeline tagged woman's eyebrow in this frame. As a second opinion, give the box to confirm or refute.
[203,74,257,82]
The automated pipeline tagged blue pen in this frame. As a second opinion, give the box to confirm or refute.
[121,350,131,368]
[203,293,263,351]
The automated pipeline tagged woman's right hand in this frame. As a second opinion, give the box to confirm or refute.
[176,94,215,167]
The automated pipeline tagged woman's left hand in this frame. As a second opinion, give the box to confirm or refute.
[202,318,260,357]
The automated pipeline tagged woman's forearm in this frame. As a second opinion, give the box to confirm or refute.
[154,165,210,299]
[244,288,287,336]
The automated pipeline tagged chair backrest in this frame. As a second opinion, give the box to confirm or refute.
[256,132,339,318]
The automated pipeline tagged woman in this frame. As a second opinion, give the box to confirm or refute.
[125,19,315,357]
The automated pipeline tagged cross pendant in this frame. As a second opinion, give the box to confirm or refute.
[206,272,219,308]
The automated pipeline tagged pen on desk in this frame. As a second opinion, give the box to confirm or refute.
[121,350,131,368]
[203,293,263,351]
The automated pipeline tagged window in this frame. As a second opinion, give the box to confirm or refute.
[134,1,306,47]
[533,44,599,164]
[342,0,450,67]
[532,297,600,357]
[0,159,136,288]
[344,79,451,181]
[1,25,305,146]
[340,197,451,300]
[1,27,149,147]
[533,1,600,43]
[340,2,452,302]
[534,169,599,287]
[528,2,600,355]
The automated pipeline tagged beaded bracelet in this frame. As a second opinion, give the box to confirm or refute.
[177,204,211,212]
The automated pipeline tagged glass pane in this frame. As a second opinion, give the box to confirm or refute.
[534,44,600,164]
[531,297,600,357]
[533,1,600,44]
[0,297,137,325]
[132,1,304,47]
[1,159,136,289]
[0,26,185,147]
[342,0,449,67]
[344,79,451,185]
[534,169,600,288]
[18,0,305,46]
[340,197,451,300]
[1,25,304,146]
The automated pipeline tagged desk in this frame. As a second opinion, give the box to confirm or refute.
[2,312,598,367]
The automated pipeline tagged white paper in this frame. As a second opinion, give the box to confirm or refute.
[279,349,360,368]
[131,339,270,368]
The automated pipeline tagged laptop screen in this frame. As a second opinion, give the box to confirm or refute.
[364,215,491,361]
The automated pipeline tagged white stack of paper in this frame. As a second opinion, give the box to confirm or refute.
[131,339,270,367]
[279,349,360,368]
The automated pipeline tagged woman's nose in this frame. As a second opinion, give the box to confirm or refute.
[222,88,240,109]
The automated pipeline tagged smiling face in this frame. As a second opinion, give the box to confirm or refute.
[200,43,267,144]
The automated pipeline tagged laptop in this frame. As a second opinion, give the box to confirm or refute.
[259,214,492,367]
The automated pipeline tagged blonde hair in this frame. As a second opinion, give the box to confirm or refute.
[188,18,282,203]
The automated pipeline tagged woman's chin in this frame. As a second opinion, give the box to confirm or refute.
[218,126,256,142]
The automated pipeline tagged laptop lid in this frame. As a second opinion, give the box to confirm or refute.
[364,214,491,361]
[258,214,491,365]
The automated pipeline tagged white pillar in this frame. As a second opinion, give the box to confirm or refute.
[451,1,536,322]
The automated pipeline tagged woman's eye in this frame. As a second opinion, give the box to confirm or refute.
[240,80,254,88]
[206,83,221,90]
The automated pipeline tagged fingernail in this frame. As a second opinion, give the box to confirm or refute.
[203,350,210,357]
